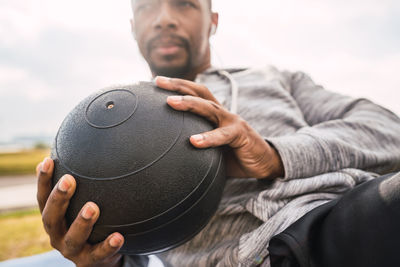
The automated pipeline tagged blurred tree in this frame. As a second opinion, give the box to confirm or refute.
[33,142,50,150]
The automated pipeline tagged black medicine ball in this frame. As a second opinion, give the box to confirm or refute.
[51,82,226,255]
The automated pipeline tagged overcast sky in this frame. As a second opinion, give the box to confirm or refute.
[1,0,399,142]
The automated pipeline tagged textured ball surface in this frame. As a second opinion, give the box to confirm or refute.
[51,82,225,255]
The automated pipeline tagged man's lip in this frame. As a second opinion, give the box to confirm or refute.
[152,41,184,48]
[147,34,188,56]
[153,45,182,55]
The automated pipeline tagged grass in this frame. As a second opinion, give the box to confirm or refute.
[0,149,50,176]
[0,209,52,261]
[0,149,53,261]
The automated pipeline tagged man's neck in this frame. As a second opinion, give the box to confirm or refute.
[182,63,211,81]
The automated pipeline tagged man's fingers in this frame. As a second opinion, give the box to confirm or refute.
[167,95,230,126]
[37,157,55,213]
[36,162,42,176]
[42,174,76,241]
[156,76,220,104]
[63,202,100,256]
[167,95,244,149]
[155,76,195,95]
[89,233,124,264]
[190,126,238,149]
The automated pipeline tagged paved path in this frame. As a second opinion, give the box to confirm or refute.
[0,175,38,212]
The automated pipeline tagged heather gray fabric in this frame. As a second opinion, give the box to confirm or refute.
[126,66,400,267]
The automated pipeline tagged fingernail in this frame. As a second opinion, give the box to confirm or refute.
[58,175,71,192]
[109,235,122,248]
[191,134,204,143]
[155,76,170,83]
[82,203,95,220]
[167,96,183,103]
[41,158,50,173]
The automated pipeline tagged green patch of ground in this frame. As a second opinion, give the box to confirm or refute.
[0,149,50,176]
[0,209,52,261]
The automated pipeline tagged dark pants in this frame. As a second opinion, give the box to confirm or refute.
[269,172,400,267]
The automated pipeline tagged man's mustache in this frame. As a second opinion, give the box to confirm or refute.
[147,34,190,51]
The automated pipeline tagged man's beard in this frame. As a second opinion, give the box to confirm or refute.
[146,34,193,79]
[149,59,192,79]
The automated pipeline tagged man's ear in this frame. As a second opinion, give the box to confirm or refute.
[210,12,219,36]
[130,19,137,40]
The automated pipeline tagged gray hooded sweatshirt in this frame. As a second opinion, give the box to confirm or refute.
[124,66,400,267]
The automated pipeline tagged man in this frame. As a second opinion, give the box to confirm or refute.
[35,0,400,266]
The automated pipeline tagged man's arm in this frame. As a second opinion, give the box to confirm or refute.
[267,71,400,179]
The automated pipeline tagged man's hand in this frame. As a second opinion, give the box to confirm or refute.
[155,76,284,179]
[36,158,124,267]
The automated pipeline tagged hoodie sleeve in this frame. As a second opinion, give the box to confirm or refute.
[267,71,400,179]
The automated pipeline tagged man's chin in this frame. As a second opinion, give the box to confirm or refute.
[150,64,191,79]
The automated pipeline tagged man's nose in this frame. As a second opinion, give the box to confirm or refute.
[152,3,178,30]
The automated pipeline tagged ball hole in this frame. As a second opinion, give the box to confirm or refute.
[106,101,115,110]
